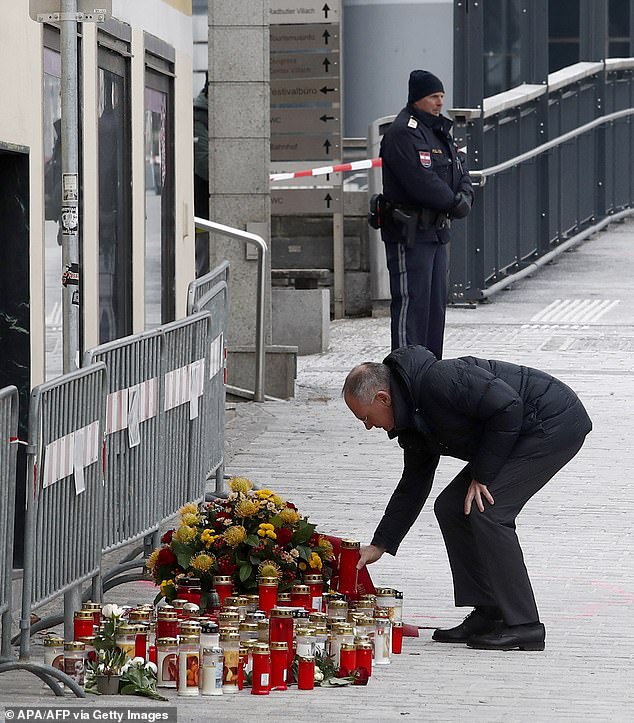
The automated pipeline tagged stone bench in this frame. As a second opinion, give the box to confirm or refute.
[271,268,330,290]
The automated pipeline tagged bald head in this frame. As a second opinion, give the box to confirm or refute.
[342,362,391,404]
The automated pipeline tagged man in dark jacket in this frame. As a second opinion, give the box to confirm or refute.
[379,70,474,358]
[342,346,592,651]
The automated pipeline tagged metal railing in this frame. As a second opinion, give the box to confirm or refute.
[446,59,634,303]
[193,218,267,402]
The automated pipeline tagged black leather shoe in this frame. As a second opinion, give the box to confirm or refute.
[467,622,546,651]
[432,609,503,644]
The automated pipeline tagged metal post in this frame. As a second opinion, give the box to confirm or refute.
[332,191,345,319]
[453,0,484,107]
[60,0,81,372]
[580,0,608,61]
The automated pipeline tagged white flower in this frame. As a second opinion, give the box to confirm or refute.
[290,548,300,558]
[97,663,106,674]
[145,661,158,675]
[131,657,145,667]
[101,603,124,619]
[314,668,324,682]
[223,518,232,526]
[121,661,131,673]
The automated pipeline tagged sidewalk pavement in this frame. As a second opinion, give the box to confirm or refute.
[2,219,634,721]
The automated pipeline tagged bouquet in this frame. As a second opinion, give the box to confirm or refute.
[147,477,335,607]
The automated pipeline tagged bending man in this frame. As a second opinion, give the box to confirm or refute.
[342,346,592,651]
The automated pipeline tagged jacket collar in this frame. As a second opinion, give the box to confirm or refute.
[406,104,453,135]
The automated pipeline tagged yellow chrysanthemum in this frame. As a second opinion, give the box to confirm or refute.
[200,528,217,548]
[318,537,335,560]
[181,512,200,527]
[229,477,253,494]
[271,494,285,508]
[255,489,274,499]
[160,578,176,597]
[279,508,300,525]
[223,525,247,547]
[299,562,307,571]
[173,524,197,544]
[235,498,260,517]
[190,553,216,573]
[308,552,323,570]
[179,502,199,516]
[145,548,160,573]
[258,561,282,579]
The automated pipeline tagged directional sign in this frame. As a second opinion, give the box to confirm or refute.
[271,134,341,162]
[271,108,340,134]
[271,188,341,215]
[270,0,340,25]
[271,78,340,106]
[271,51,339,80]
[270,23,340,52]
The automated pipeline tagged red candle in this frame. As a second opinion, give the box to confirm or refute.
[269,641,288,690]
[212,575,233,607]
[269,608,294,676]
[176,577,202,606]
[134,625,148,660]
[148,644,157,665]
[297,656,315,690]
[392,620,403,654]
[156,610,179,639]
[73,611,94,640]
[258,576,279,616]
[337,539,360,597]
[356,642,372,677]
[251,644,271,695]
[303,574,323,612]
[290,584,311,610]
[339,643,357,676]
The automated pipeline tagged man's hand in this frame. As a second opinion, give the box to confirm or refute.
[357,544,385,570]
[450,191,471,219]
[464,480,495,515]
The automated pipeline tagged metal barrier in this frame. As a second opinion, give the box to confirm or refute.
[187,259,230,315]
[18,365,107,696]
[448,59,634,303]
[0,386,18,660]
[193,219,267,402]
[187,280,229,497]
[84,330,163,554]
[160,311,212,518]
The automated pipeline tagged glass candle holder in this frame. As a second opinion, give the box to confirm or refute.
[258,576,278,616]
[81,601,102,628]
[200,646,223,696]
[337,539,360,597]
[268,608,294,675]
[297,656,315,691]
[290,584,311,610]
[339,642,357,676]
[251,643,271,695]
[156,610,179,639]
[356,641,373,677]
[392,620,403,654]
[219,629,240,694]
[73,610,94,640]
[269,641,288,691]
[177,634,200,696]
[303,574,324,612]
[212,575,233,607]
[156,637,178,688]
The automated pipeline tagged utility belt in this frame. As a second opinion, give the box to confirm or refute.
[368,194,450,248]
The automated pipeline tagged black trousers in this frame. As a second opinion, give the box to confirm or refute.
[384,238,448,358]
[433,431,587,626]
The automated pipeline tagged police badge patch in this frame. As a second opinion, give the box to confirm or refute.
[419,150,432,168]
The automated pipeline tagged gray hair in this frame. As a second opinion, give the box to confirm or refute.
[342,362,391,404]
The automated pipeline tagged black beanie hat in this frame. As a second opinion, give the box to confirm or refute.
[408,70,444,104]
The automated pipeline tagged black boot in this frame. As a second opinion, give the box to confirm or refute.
[432,608,503,644]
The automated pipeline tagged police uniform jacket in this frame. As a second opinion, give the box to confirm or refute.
[371,346,592,555]
[380,104,473,243]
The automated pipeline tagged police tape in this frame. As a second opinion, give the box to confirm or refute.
[269,157,382,182]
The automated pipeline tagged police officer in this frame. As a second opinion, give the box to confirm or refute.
[379,70,474,358]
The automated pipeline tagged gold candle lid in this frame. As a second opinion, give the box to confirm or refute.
[340,539,361,549]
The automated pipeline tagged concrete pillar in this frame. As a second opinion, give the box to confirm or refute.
[207,0,271,347]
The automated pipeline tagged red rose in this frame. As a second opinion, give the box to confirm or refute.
[160,529,174,544]
[351,667,370,685]
[285,502,297,511]
[156,546,177,567]
[276,528,293,547]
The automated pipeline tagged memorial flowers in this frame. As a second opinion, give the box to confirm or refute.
[147,477,335,605]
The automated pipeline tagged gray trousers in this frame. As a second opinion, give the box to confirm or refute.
[434,432,587,626]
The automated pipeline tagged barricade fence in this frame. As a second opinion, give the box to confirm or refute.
[0,386,18,659]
